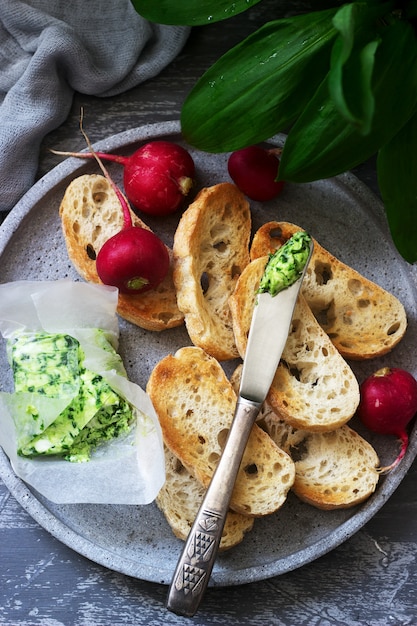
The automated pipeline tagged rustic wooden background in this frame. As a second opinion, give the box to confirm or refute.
[1,2,417,624]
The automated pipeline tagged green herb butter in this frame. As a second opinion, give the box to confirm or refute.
[10,331,133,462]
[258,231,312,297]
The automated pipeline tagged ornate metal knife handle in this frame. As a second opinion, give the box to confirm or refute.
[166,396,261,617]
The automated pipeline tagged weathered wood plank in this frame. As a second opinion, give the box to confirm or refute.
[1,2,417,624]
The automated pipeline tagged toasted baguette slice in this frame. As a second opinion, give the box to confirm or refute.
[231,364,379,509]
[156,447,254,550]
[59,174,184,331]
[147,346,295,517]
[229,257,360,431]
[250,221,407,360]
[173,183,251,360]
[262,410,379,509]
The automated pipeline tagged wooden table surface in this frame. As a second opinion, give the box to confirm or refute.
[2,3,417,625]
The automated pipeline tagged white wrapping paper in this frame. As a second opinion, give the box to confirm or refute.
[0,280,165,504]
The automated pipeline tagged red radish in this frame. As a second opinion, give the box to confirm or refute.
[357,367,417,472]
[96,227,169,294]
[52,140,195,216]
[228,145,285,202]
[78,117,170,294]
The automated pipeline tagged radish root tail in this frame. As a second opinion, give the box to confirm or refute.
[377,431,409,474]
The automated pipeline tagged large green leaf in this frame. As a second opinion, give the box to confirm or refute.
[406,0,417,18]
[377,111,417,264]
[181,8,339,152]
[130,0,261,25]
[279,18,417,182]
[328,2,393,134]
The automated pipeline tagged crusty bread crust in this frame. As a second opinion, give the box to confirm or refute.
[156,446,254,550]
[59,174,184,331]
[251,221,407,360]
[173,183,251,360]
[147,346,295,517]
[229,256,360,431]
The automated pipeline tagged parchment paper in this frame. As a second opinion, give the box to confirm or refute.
[0,280,165,504]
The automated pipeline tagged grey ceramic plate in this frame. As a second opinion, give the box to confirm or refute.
[1,121,417,587]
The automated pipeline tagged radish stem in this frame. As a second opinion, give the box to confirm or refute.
[78,111,132,230]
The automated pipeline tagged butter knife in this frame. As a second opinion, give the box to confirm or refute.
[166,233,313,616]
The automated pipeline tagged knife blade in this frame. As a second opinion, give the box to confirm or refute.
[166,234,313,617]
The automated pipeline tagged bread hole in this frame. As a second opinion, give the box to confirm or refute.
[208,452,220,464]
[272,462,283,474]
[157,311,176,323]
[174,458,186,474]
[82,204,91,219]
[290,318,301,336]
[197,435,205,444]
[314,261,333,285]
[217,428,229,450]
[221,203,233,220]
[289,366,301,381]
[267,226,285,249]
[200,272,209,294]
[347,278,363,295]
[243,463,258,478]
[387,321,401,335]
[213,240,228,253]
[357,299,370,309]
[321,347,328,357]
[342,309,354,325]
[92,191,108,205]
[313,300,335,329]
[86,244,96,260]
[289,438,308,462]
[231,264,241,279]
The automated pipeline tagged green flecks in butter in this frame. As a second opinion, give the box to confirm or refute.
[9,331,133,462]
[258,231,312,297]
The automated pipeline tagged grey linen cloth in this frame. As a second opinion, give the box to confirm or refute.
[0,0,190,213]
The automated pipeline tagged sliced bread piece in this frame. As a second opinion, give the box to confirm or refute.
[173,183,251,360]
[262,412,380,509]
[231,364,379,509]
[147,346,295,517]
[229,257,360,431]
[156,446,254,550]
[59,174,184,331]
[250,221,407,360]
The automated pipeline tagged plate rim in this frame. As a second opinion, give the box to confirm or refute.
[1,119,417,587]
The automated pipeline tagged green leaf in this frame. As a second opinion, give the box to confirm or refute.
[406,0,417,19]
[181,8,339,152]
[377,110,417,263]
[279,18,417,183]
[328,2,394,133]
[130,0,261,25]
